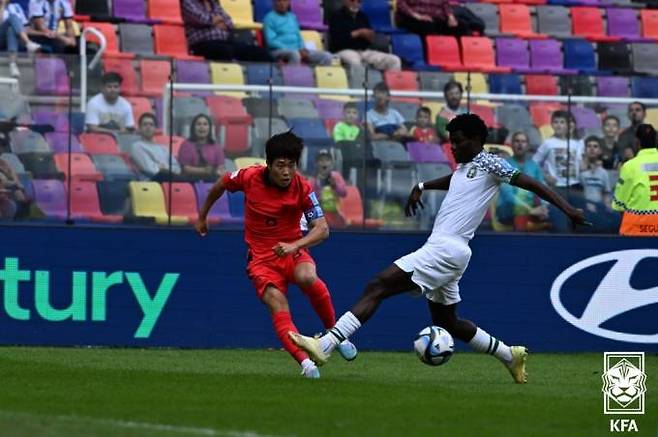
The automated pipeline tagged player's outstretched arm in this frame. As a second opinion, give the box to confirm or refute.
[405,174,453,216]
[195,178,228,236]
[511,173,589,229]
[273,217,329,257]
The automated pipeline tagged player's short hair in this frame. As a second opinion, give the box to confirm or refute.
[417,106,432,118]
[343,101,358,112]
[636,123,656,149]
[443,80,463,95]
[265,130,303,164]
[102,72,123,85]
[446,113,488,145]
[138,112,157,126]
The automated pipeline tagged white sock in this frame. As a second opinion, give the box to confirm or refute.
[468,327,513,363]
[301,358,316,370]
[319,311,361,354]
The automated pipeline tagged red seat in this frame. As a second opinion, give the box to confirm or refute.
[572,7,620,42]
[161,182,199,223]
[204,96,253,156]
[640,10,658,40]
[529,102,564,126]
[103,58,139,96]
[70,181,123,223]
[470,104,497,128]
[442,143,456,169]
[153,24,202,60]
[83,22,133,58]
[383,70,420,103]
[147,0,183,24]
[139,60,171,97]
[499,4,547,39]
[154,135,186,156]
[338,186,383,228]
[426,36,462,70]
[126,97,153,124]
[205,96,252,122]
[54,153,103,181]
[524,74,558,95]
[79,133,120,154]
[461,37,511,73]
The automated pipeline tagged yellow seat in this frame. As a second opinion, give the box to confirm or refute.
[645,108,658,127]
[454,72,488,94]
[301,30,324,51]
[539,124,553,141]
[315,66,349,101]
[235,157,266,169]
[210,62,247,98]
[58,20,81,36]
[129,181,187,225]
[219,0,262,29]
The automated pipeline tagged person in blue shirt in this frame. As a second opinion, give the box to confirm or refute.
[263,0,333,65]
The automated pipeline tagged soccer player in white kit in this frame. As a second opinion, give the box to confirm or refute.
[290,114,588,383]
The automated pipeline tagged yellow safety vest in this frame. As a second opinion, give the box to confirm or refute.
[612,148,658,236]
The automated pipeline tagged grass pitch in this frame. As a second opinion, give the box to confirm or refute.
[0,348,656,437]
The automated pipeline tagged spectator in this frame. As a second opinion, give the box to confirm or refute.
[601,114,621,169]
[263,0,332,65]
[617,101,646,152]
[435,81,467,143]
[533,110,584,193]
[0,156,28,218]
[27,0,76,54]
[328,0,401,71]
[178,114,226,181]
[410,106,438,143]
[366,82,408,141]
[333,101,361,142]
[579,136,618,233]
[395,0,484,37]
[495,132,549,231]
[612,123,658,236]
[307,149,347,228]
[130,113,182,182]
[85,72,135,134]
[182,0,271,62]
[0,0,41,78]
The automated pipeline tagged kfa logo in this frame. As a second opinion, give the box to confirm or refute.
[550,249,658,343]
[603,352,646,433]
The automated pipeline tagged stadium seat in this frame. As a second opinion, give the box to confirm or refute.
[35,58,69,95]
[84,22,131,58]
[19,153,62,179]
[235,157,266,169]
[598,42,632,74]
[300,30,324,51]
[495,37,531,72]
[391,33,430,69]
[153,25,200,60]
[426,36,462,70]
[281,64,315,88]
[161,182,199,223]
[499,4,546,39]
[172,97,211,137]
[645,108,658,128]
[205,96,252,156]
[315,66,349,101]
[315,99,344,119]
[147,0,183,24]
[103,58,139,96]
[119,23,154,56]
[33,110,69,132]
[75,0,110,17]
[372,141,409,165]
[194,182,244,225]
[92,154,136,181]
[640,10,658,40]
[496,104,533,132]
[361,0,397,33]
[207,63,247,99]
[54,153,103,182]
[129,181,187,224]
[631,43,658,75]
[418,72,453,92]
[246,63,283,86]
[9,130,50,154]
[461,36,511,73]
[243,97,280,118]
[97,180,131,217]
[220,0,261,29]
[465,3,501,37]
[32,179,67,219]
[254,0,271,22]
[347,64,382,90]
[597,76,629,97]
[407,142,449,164]
[607,8,644,41]
[291,0,327,31]
[390,101,419,122]
[140,60,171,97]
[70,181,123,223]
[45,133,83,154]
[488,74,523,94]
[529,102,564,126]
[153,135,187,157]
[251,117,288,156]
[338,186,382,228]
[570,106,600,131]
[525,74,558,96]
[562,38,597,73]
[79,133,120,155]
[631,77,658,98]
[113,0,149,22]
[571,7,620,42]
[205,96,251,122]
[454,72,488,94]
[384,70,420,103]
[177,60,211,95]
[536,6,572,38]
[126,97,153,125]
[116,133,142,153]
[289,118,331,147]
[529,39,577,74]
[277,97,319,119]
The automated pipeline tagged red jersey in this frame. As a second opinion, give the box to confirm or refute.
[222,165,324,260]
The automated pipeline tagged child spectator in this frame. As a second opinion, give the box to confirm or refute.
[601,115,621,169]
[410,107,438,143]
[307,150,347,228]
[580,136,619,232]
[333,102,361,142]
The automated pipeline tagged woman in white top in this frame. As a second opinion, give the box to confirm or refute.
[0,0,41,77]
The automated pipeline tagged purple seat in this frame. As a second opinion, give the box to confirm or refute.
[33,179,67,219]
[281,65,315,87]
[570,106,600,129]
[194,182,244,225]
[113,0,150,22]
[606,8,646,41]
[529,39,577,74]
[597,76,629,97]
[32,110,69,132]
[407,142,449,164]
[45,133,83,153]
[35,58,70,95]
[495,38,532,72]
[176,60,211,96]
[291,0,327,31]
[315,99,344,119]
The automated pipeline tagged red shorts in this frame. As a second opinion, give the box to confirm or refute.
[246,249,315,299]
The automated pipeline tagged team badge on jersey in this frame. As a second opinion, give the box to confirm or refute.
[467,167,477,179]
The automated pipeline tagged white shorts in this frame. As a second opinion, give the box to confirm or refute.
[394,234,472,305]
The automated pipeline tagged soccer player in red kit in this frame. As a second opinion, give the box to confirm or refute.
[195,131,357,378]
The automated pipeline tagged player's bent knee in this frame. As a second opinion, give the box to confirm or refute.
[296,272,317,289]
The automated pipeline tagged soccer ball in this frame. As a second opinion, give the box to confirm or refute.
[414,326,454,366]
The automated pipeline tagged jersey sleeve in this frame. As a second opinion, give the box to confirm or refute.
[612,164,632,212]
[477,153,521,184]
[300,181,325,223]
[222,168,250,192]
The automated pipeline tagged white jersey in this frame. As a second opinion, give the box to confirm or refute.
[429,151,520,243]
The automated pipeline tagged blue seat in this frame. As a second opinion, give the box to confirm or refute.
[245,63,282,86]
[563,39,597,74]
[227,191,245,219]
[488,74,522,94]
[289,118,331,146]
[362,0,400,34]
[631,77,658,98]
[253,0,271,22]
[391,34,433,70]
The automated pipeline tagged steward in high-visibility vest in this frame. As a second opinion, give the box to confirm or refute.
[611,123,658,236]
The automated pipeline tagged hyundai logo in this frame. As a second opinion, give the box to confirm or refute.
[550,249,658,343]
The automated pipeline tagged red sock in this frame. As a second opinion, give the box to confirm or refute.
[301,278,336,329]
[271,311,308,364]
